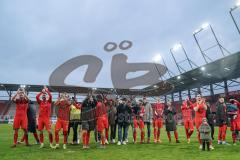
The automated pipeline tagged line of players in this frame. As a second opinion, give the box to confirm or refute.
[11,87,240,150]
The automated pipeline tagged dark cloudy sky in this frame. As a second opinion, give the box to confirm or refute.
[0,0,239,88]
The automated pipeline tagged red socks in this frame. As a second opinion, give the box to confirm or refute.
[174,131,179,140]
[40,133,44,143]
[63,131,68,144]
[133,130,137,142]
[167,131,171,142]
[13,130,18,145]
[82,132,87,145]
[33,133,40,143]
[24,133,29,145]
[154,128,157,140]
[86,132,90,145]
[55,131,59,144]
[232,132,237,143]
[140,131,145,142]
[49,133,53,143]
[105,129,109,141]
[157,129,160,140]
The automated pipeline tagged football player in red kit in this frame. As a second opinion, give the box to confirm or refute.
[36,86,54,149]
[132,100,145,143]
[193,94,213,149]
[54,93,71,149]
[96,95,109,148]
[11,88,29,148]
[153,98,164,143]
[229,97,240,145]
[181,97,194,143]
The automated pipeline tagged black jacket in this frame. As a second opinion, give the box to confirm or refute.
[206,106,214,125]
[81,97,97,121]
[117,103,132,126]
[216,102,228,126]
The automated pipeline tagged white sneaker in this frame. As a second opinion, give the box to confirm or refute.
[105,139,109,144]
[112,139,115,143]
[222,141,230,145]
[125,139,128,143]
[209,145,214,150]
[117,141,121,145]
[122,141,127,145]
[55,144,60,149]
[233,143,237,146]
[218,140,222,145]
[63,144,67,149]
[199,145,202,150]
[50,143,55,149]
[39,143,44,148]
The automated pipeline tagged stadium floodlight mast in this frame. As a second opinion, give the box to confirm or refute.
[152,54,174,78]
[230,2,240,34]
[193,22,227,64]
[170,42,198,74]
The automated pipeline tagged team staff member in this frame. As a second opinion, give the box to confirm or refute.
[81,95,97,149]
[142,97,153,143]
[54,93,71,149]
[216,96,229,145]
[68,97,81,145]
[11,88,29,148]
[181,97,194,143]
[108,99,117,143]
[164,101,180,143]
[36,87,54,149]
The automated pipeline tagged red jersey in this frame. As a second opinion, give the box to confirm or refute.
[232,100,240,119]
[194,102,206,119]
[56,100,70,121]
[15,99,29,117]
[139,105,145,119]
[36,91,52,118]
[96,102,107,118]
[181,101,193,121]
[153,103,164,119]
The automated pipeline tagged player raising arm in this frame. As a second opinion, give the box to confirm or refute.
[54,93,71,149]
[11,88,29,148]
[36,86,54,149]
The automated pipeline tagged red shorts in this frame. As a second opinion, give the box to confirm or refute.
[195,118,203,130]
[153,119,163,128]
[13,116,28,130]
[230,119,240,131]
[55,119,69,132]
[133,118,144,129]
[97,116,109,132]
[38,117,51,131]
[184,119,194,131]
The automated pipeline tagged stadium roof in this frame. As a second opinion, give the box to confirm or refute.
[0,51,239,96]
[147,51,240,95]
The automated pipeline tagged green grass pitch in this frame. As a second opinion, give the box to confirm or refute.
[0,124,240,160]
